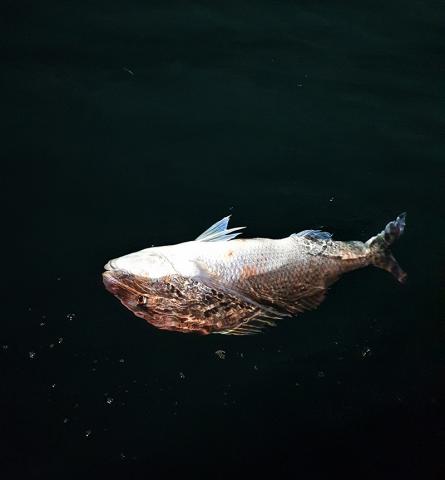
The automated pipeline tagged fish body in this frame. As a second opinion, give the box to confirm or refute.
[103,213,406,335]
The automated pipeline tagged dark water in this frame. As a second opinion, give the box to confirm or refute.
[2,1,444,478]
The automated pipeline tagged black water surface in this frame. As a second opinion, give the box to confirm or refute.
[2,1,444,478]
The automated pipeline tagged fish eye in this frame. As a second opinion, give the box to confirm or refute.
[137,295,147,305]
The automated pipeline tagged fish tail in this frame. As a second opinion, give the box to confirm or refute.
[365,212,407,283]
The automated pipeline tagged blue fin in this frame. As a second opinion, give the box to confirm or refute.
[195,216,246,242]
[292,229,332,240]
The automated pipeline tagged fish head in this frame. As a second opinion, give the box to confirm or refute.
[102,249,181,317]
[104,248,176,279]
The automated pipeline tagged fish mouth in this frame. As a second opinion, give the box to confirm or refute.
[104,259,118,271]
[102,269,146,302]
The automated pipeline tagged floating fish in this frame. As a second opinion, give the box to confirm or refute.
[103,213,406,335]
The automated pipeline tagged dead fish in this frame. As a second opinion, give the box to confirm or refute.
[103,213,406,335]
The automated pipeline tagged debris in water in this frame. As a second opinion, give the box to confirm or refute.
[106,397,114,405]
[2,345,8,351]
[215,350,226,360]
[119,358,125,363]
[122,67,134,76]
[63,418,69,424]
[361,347,372,358]
[58,337,63,344]
[318,371,325,378]
[85,429,92,438]
[29,351,36,359]
[329,196,335,202]
[66,313,76,321]
[179,372,185,380]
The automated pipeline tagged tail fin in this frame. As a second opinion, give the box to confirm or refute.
[365,213,407,283]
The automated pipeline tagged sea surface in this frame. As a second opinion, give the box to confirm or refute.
[2,1,444,478]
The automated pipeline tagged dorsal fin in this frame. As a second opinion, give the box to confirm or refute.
[291,229,332,240]
[195,216,246,242]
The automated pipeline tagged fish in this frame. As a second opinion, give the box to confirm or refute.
[102,213,406,335]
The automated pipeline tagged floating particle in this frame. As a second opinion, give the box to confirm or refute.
[329,196,335,202]
[179,372,185,380]
[295,382,300,387]
[58,337,63,344]
[122,67,134,76]
[106,397,114,405]
[215,350,226,360]
[120,452,126,460]
[29,351,36,359]
[2,345,8,351]
[63,418,69,424]
[85,429,92,438]
[253,365,258,371]
[66,313,76,321]
[49,343,55,348]
[361,347,371,358]
[57,277,62,281]
[318,371,325,378]
[239,352,244,359]
[51,384,56,389]
[119,358,125,363]
[39,322,46,327]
